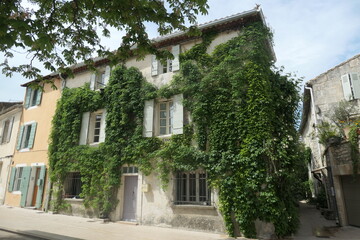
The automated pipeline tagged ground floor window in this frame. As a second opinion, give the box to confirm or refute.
[14,167,24,191]
[63,172,83,199]
[174,171,211,205]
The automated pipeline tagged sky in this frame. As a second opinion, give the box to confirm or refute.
[1,0,360,102]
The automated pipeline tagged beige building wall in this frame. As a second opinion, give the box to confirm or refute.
[4,79,61,207]
[0,106,22,204]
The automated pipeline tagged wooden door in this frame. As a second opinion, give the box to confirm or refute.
[122,176,138,221]
[31,168,41,206]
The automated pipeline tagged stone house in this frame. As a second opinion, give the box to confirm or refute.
[0,102,22,204]
[4,77,61,209]
[300,53,360,227]
[53,8,275,235]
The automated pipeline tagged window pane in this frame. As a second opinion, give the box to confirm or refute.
[160,111,166,118]
[160,127,166,135]
[160,119,166,126]
[93,136,99,142]
[134,167,138,173]
[23,125,32,148]
[160,103,166,110]
[94,129,100,135]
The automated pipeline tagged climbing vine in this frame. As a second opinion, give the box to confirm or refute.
[49,22,304,238]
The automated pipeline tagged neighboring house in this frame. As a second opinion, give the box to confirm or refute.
[4,78,61,209]
[300,53,360,227]
[55,8,275,234]
[0,102,22,204]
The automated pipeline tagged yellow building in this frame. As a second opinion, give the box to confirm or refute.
[4,78,61,209]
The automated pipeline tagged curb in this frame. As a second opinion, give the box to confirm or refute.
[0,226,83,240]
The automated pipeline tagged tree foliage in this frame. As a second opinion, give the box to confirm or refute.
[0,0,208,80]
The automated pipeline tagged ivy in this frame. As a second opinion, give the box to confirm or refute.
[49,22,305,238]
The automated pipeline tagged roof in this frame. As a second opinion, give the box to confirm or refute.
[0,102,22,116]
[22,7,274,86]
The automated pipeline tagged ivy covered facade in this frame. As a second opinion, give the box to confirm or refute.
[47,9,305,239]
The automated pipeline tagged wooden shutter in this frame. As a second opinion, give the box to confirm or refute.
[341,74,353,101]
[143,100,154,137]
[151,55,158,76]
[90,73,96,90]
[16,125,25,150]
[35,166,46,209]
[35,89,42,106]
[79,112,90,145]
[6,116,14,143]
[172,45,180,72]
[27,122,37,149]
[24,88,32,109]
[99,110,106,143]
[104,66,111,86]
[20,166,32,207]
[172,94,183,134]
[8,167,16,192]
[350,73,360,99]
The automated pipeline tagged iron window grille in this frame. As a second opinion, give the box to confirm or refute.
[63,172,83,199]
[174,171,211,206]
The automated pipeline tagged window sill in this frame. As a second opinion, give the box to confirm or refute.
[26,105,39,110]
[19,148,30,153]
[11,191,21,195]
[64,198,84,202]
[171,204,215,210]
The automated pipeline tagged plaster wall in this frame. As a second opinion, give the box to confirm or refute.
[0,107,22,204]
[4,79,61,208]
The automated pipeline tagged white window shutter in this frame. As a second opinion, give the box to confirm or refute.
[6,116,14,143]
[143,100,154,137]
[104,66,111,86]
[151,55,158,76]
[341,74,353,101]
[79,112,90,145]
[172,94,183,134]
[350,73,360,99]
[90,73,96,90]
[172,45,180,72]
[99,110,106,143]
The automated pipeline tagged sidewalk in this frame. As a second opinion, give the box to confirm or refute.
[294,201,360,240]
[0,205,229,240]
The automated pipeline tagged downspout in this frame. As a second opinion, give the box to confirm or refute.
[305,86,323,168]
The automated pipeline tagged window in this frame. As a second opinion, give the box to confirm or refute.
[1,117,14,144]
[95,71,106,90]
[122,166,138,174]
[64,172,83,199]
[341,73,360,101]
[159,101,174,135]
[143,94,183,137]
[14,167,24,192]
[79,110,106,145]
[24,87,42,109]
[90,66,111,90]
[175,171,211,205]
[16,122,37,150]
[151,45,180,76]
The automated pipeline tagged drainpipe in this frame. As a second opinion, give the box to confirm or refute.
[305,86,323,168]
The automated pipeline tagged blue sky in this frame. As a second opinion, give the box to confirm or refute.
[1,0,360,101]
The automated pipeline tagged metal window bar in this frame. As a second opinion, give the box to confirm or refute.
[174,172,211,205]
[63,172,83,198]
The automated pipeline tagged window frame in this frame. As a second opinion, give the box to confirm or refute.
[1,119,10,144]
[13,167,24,192]
[174,170,211,206]
[158,100,174,136]
[94,71,106,90]
[17,122,37,150]
[88,111,103,144]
